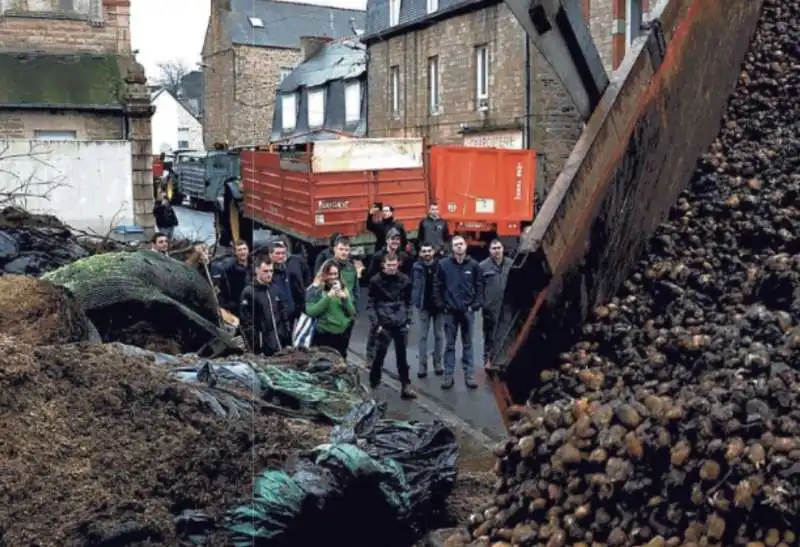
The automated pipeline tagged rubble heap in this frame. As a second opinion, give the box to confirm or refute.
[0,207,125,276]
[467,1,800,545]
[0,338,330,546]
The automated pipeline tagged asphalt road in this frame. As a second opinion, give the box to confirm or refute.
[175,205,507,439]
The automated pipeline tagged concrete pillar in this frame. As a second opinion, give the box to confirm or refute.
[120,55,156,236]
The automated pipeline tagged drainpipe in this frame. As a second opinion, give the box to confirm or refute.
[364,52,369,136]
[524,34,532,149]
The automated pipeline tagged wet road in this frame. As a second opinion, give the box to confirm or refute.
[173,206,271,247]
[177,204,507,440]
[349,297,506,440]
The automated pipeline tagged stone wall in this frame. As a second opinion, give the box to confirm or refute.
[0,0,131,54]
[366,0,615,187]
[0,111,124,139]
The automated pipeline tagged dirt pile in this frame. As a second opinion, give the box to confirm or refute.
[0,275,93,344]
[0,207,127,276]
[0,337,329,546]
[462,1,800,546]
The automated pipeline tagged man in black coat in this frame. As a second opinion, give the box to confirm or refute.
[366,254,417,399]
[366,203,407,253]
[210,240,251,313]
[416,202,450,255]
[152,192,179,239]
[239,255,292,356]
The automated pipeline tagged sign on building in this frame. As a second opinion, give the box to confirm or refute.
[463,130,523,150]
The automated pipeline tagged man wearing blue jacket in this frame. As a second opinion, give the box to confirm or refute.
[411,243,444,378]
[433,235,484,389]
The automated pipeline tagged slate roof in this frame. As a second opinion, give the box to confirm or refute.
[278,39,366,92]
[0,52,124,110]
[363,0,490,40]
[225,0,365,49]
[272,39,367,143]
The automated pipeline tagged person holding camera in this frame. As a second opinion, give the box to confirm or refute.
[305,258,357,357]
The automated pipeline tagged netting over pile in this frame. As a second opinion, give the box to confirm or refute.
[42,250,236,353]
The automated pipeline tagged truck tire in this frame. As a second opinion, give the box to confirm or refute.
[217,185,253,249]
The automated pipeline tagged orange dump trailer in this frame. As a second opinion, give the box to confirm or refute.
[429,145,536,246]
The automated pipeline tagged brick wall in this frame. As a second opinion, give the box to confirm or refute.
[0,0,130,54]
[367,0,614,187]
[0,110,124,139]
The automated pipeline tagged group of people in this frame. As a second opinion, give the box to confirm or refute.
[149,199,513,400]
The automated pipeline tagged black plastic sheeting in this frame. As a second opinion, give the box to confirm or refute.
[216,400,458,546]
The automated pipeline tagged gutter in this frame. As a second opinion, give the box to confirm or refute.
[0,103,125,112]
[360,0,503,44]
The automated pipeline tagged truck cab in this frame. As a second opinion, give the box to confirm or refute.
[173,151,240,210]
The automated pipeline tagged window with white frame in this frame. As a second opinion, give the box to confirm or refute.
[389,0,400,26]
[344,80,361,123]
[34,130,76,141]
[428,56,440,114]
[281,94,297,131]
[426,0,437,14]
[248,16,264,27]
[475,44,489,108]
[390,66,400,118]
[307,88,325,128]
[625,0,643,47]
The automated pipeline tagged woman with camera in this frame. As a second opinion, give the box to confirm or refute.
[305,259,357,357]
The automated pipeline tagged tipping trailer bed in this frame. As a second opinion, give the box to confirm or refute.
[488,0,765,426]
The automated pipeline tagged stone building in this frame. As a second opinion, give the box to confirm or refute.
[362,0,650,187]
[202,0,365,148]
[0,0,155,230]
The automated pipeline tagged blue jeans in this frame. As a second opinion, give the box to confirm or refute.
[418,309,444,369]
[443,311,475,378]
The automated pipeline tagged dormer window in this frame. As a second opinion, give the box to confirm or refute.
[389,0,400,26]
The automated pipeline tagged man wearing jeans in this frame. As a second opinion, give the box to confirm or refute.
[434,236,484,390]
[411,243,444,378]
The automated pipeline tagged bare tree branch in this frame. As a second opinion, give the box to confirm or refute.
[0,138,70,208]
[154,60,192,96]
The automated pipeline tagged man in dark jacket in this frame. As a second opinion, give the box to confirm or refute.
[152,192,179,239]
[268,241,300,341]
[210,240,251,312]
[479,239,513,363]
[434,235,484,390]
[367,228,412,279]
[416,202,450,255]
[239,255,291,356]
[367,254,416,399]
[313,232,342,275]
[411,243,444,378]
[365,228,410,361]
[366,203,407,253]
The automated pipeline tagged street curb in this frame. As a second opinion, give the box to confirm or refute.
[347,351,500,448]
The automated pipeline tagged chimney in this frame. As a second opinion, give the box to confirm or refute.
[300,36,333,61]
[216,0,232,11]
